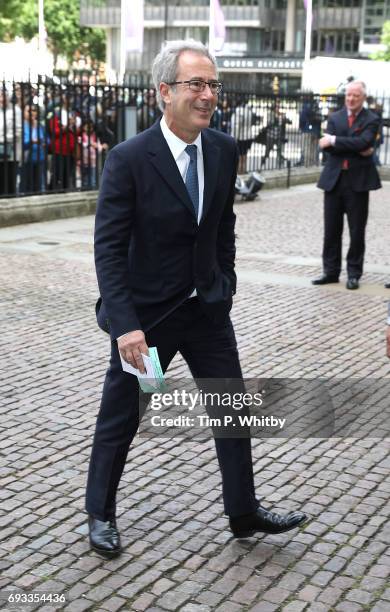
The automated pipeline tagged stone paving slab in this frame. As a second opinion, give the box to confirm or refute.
[0,183,389,611]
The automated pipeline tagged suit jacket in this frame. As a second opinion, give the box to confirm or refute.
[317,107,381,192]
[94,119,238,340]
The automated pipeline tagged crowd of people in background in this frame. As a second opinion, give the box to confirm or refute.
[0,77,386,197]
[0,79,118,196]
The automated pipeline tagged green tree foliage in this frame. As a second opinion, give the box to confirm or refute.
[0,0,105,65]
[0,0,38,41]
[370,21,390,61]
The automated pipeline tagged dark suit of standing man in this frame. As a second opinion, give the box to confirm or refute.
[312,81,381,290]
[86,40,306,557]
[387,305,390,358]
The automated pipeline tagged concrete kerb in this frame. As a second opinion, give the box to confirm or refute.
[0,190,98,228]
[1,165,389,227]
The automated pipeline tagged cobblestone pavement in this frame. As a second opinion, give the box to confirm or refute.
[0,182,389,612]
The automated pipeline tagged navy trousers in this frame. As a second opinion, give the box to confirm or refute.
[86,298,259,521]
[323,172,369,279]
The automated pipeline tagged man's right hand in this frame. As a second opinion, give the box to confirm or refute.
[117,330,149,374]
[359,147,374,157]
[319,134,333,149]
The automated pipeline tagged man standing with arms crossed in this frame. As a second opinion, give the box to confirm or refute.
[312,81,381,290]
[86,40,307,557]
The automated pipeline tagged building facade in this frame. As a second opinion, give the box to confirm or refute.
[80,0,389,92]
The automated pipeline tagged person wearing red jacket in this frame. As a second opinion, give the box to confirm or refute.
[49,95,77,190]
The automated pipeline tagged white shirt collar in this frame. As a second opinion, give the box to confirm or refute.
[347,107,363,117]
[160,115,202,160]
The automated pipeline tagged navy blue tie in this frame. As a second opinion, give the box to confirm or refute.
[185,145,199,218]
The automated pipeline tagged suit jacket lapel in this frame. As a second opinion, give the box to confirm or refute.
[200,130,220,224]
[340,107,349,133]
[147,121,197,219]
[350,107,366,134]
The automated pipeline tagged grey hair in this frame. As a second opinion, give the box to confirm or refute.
[151,39,218,112]
[346,80,367,95]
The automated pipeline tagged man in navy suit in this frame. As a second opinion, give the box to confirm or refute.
[312,81,381,290]
[86,40,306,557]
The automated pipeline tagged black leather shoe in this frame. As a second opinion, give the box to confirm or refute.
[385,282,390,289]
[346,278,359,290]
[230,506,308,538]
[312,275,339,285]
[89,516,121,558]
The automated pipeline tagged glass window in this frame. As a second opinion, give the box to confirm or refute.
[263,30,272,52]
[312,31,318,52]
[320,0,361,5]
[315,29,360,54]
[223,0,261,5]
[248,29,262,54]
[280,30,285,51]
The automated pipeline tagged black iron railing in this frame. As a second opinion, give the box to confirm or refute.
[0,76,388,198]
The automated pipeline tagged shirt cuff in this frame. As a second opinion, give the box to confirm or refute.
[329,135,336,146]
[117,332,132,341]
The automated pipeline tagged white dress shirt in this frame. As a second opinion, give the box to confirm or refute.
[159,115,204,224]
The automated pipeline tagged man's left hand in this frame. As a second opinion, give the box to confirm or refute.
[319,134,333,149]
[387,327,390,358]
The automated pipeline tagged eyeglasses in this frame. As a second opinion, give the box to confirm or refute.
[167,79,223,95]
